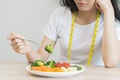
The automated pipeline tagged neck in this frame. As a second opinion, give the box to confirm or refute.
[76,9,98,25]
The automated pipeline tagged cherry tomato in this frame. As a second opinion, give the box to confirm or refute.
[61,62,70,68]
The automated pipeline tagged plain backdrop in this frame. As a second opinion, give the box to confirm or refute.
[0,0,60,62]
[0,0,120,66]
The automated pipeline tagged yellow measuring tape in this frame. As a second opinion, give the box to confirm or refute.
[68,11,101,65]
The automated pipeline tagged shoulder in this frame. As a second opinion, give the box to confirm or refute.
[53,6,70,14]
[51,6,71,19]
[49,6,72,27]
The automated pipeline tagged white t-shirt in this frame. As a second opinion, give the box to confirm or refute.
[43,7,120,66]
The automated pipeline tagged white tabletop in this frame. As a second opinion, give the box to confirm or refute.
[0,62,120,80]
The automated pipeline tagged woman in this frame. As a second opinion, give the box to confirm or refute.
[7,0,120,68]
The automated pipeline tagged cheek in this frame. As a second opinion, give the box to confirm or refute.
[74,0,77,4]
[89,0,96,5]
[88,1,96,8]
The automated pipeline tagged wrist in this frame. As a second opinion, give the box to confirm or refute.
[104,11,115,20]
[103,7,114,16]
[26,49,35,55]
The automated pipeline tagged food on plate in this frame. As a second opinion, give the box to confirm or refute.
[44,60,56,68]
[31,60,82,72]
[31,60,44,67]
[55,62,70,68]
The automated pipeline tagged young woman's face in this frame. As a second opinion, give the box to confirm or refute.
[74,0,97,11]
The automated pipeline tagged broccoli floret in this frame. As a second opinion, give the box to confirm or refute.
[45,42,53,53]
[31,60,44,67]
[44,60,56,68]
[71,65,82,70]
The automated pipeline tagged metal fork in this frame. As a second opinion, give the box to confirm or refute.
[15,38,40,46]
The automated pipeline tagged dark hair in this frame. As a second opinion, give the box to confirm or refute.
[60,0,120,21]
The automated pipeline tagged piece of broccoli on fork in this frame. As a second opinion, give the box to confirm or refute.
[45,41,53,53]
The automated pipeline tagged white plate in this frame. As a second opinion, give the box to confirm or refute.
[26,64,85,77]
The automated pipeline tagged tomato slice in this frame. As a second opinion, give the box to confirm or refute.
[55,62,62,68]
[55,62,71,68]
[61,62,70,68]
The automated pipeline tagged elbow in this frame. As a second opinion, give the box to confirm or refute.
[105,64,117,68]
[28,60,34,63]
[104,61,118,68]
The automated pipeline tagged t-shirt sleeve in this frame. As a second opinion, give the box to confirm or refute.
[43,7,61,41]
[115,20,120,40]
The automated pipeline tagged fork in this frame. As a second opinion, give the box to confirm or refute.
[15,38,53,53]
[15,38,40,46]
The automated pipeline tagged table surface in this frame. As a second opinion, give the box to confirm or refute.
[0,62,120,80]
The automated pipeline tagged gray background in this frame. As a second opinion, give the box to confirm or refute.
[0,0,59,62]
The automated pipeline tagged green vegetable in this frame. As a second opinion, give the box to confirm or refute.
[71,65,82,70]
[31,60,44,67]
[45,42,53,53]
[44,60,56,68]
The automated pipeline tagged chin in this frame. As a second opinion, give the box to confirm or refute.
[78,7,94,12]
[78,9,90,12]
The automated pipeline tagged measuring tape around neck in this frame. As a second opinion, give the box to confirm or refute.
[68,11,101,65]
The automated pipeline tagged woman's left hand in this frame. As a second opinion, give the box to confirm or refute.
[95,0,114,14]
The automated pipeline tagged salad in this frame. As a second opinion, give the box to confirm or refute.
[31,60,82,72]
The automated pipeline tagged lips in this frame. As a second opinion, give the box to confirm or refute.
[78,2,87,7]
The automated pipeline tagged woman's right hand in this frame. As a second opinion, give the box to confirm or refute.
[7,32,33,55]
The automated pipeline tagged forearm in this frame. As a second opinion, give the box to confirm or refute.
[25,36,55,63]
[25,51,43,63]
[102,12,120,67]
[25,49,50,63]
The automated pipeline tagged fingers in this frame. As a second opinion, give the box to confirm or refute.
[11,39,25,53]
[7,32,16,40]
[95,3,103,13]
[14,46,25,53]
[7,32,32,54]
[7,32,25,41]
